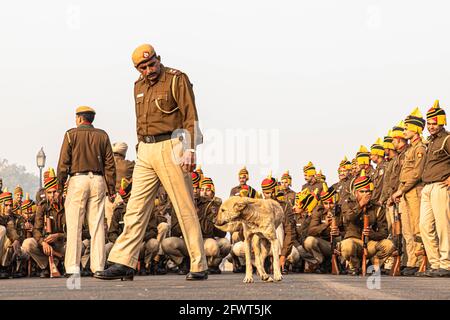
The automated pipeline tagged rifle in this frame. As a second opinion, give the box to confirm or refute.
[330,199,341,275]
[389,203,402,276]
[361,206,369,276]
[44,210,62,278]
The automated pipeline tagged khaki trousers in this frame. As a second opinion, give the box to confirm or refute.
[162,236,229,268]
[0,226,13,267]
[340,238,395,269]
[286,245,317,266]
[420,183,450,270]
[108,139,207,272]
[303,236,332,265]
[64,174,106,274]
[400,187,422,267]
[21,238,65,270]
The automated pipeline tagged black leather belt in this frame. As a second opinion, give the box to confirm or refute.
[143,133,183,144]
[72,172,102,176]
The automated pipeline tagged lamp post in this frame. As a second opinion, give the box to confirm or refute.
[36,147,46,189]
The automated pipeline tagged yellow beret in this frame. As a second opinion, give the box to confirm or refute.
[132,44,156,67]
[76,106,96,114]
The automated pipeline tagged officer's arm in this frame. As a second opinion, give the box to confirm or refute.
[57,131,72,193]
[33,205,44,245]
[369,207,389,241]
[307,210,328,237]
[400,146,426,194]
[6,220,20,242]
[103,134,117,196]
[177,73,203,149]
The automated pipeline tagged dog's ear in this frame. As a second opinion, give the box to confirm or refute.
[233,199,249,212]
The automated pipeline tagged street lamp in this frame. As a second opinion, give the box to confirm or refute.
[36,147,46,189]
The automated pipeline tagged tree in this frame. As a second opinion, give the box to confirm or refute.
[0,158,39,200]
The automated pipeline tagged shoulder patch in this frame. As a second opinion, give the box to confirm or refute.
[166,67,182,75]
[417,152,423,159]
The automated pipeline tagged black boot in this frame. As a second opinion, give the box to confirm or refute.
[93,263,135,281]
[0,267,9,279]
[154,258,167,275]
[177,258,190,275]
[208,266,221,274]
[39,268,50,278]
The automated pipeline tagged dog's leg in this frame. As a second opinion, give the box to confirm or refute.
[253,235,272,282]
[243,233,254,283]
[271,238,283,282]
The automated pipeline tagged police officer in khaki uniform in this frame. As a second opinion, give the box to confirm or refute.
[370,138,386,205]
[229,167,254,197]
[57,106,116,275]
[417,100,450,277]
[391,108,427,276]
[280,171,296,206]
[302,162,323,195]
[95,44,208,281]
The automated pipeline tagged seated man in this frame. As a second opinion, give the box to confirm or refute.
[22,170,66,278]
[287,188,321,272]
[0,189,22,279]
[162,177,231,275]
[340,170,395,275]
[304,184,344,273]
[105,179,168,275]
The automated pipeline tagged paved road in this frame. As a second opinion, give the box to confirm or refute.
[0,272,449,300]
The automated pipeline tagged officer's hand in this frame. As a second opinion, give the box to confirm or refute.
[42,242,52,256]
[24,222,33,230]
[180,150,195,173]
[444,176,450,189]
[363,227,372,237]
[12,240,21,254]
[330,226,340,236]
[358,194,371,208]
[391,190,403,203]
[44,234,58,244]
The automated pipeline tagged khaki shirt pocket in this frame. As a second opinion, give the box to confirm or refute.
[154,93,179,114]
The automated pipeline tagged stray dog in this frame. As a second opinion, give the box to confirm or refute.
[215,196,284,283]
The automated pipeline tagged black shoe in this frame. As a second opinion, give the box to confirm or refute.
[232,265,245,273]
[186,271,208,281]
[401,267,419,277]
[80,269,93,277]
[0,268,9,279]
[40,269,50,278]
[430,268,450,278]
[208,266,221,274]
[415,268,438,277]
[177,258,190,275]
[348,268,360,276]
[154,260,167,275]
[93,263,135,281]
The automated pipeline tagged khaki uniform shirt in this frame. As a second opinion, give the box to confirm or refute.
[379,158,394,205]
[134,65,202,149]
[422,130,450,183]
[33,200,66,246]
[342,197,388,241]
[114,155,135,192]
[372,160,387,203]
[57,124,116,195]
[399,137,426,193]
[196,196,226,239]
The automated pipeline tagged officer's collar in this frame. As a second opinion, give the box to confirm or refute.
[78,123,93,129]
[431,128,447,140]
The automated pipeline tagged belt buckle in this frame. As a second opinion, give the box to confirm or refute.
[145,136,156,143]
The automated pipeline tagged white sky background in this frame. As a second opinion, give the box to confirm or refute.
[0,0,449,200]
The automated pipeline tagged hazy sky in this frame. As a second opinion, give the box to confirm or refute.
[1,0,449,199]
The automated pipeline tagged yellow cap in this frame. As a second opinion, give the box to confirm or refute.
[132,44,156,67]
[76,106,96,114]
